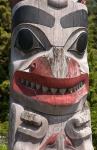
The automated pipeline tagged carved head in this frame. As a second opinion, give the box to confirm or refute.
[10,0,89,112]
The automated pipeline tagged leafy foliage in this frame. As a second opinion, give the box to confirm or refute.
[87,1,97,149]
[0,0,97,149]
[0,0,11,122]
[0,144,7,150]
[0,121,8,136]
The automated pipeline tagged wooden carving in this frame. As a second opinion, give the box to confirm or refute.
[9,0,94,149]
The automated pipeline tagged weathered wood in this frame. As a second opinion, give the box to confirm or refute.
[9,0,94,149]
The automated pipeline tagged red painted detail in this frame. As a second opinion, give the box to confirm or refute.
[40,133,73,150]
[66,58,80,78]
[30,57,81,79]
[14,71,88,89]
[14,84,88,105]
[40,134,58,150]
[12,70,89,106]
[30,57,53,77]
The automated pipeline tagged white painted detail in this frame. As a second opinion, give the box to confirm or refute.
[59,88,67,94]
[36,84,41,90]
[51,88,58,94]
[42,86,49,93]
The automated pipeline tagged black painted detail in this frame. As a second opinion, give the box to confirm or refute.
[78,0,83,3]
[72,0,83,3]
[78,0,81,2]
[77,32,87,54]
[12,6,55,28]
[17,29,33,52]
[69,32,87,57]
[15,29,45,53]
[27,25,52,51]
[60,9,88,28]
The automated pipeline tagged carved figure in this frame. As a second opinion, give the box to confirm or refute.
[9,0,94,149]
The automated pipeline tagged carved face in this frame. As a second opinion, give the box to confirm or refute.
[11,0,89,109]
[9,1,94,150]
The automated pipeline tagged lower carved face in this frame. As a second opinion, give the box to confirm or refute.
[11,0,89,106]
[13,48,89,106]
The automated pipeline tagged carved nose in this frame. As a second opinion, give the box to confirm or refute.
[29,47,68,79]
[48,47,68,78]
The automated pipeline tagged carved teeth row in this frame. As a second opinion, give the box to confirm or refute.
[19,79,84,94]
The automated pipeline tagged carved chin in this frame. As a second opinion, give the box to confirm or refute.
[12,71,89,106]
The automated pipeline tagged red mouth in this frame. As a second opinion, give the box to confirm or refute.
[12,71,89,106]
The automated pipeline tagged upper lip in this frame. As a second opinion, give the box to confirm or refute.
[14,71,89,89]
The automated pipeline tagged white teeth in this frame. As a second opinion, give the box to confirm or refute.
[59,89,66,94]
[51,88,57,94]
[26,80,30,86]
[20,79,84,94]
[74,86,77,92]
[70,88,73,93]
[80,82,83,87]
[69,88,73,93]
[31,82,35,88]
[78,84,80,89]
[36,84,41,90]
[42,86,48,93]
[21,79,25,84]
[76,85,79,90]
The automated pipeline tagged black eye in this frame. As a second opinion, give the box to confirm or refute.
[77,32,87,55]
[15,28,44,53]
[69,32,87,57]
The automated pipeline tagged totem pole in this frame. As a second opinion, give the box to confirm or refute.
[9,0,94,149]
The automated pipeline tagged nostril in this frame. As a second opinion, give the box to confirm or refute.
[32,63,37,68]
[30,63,37,72]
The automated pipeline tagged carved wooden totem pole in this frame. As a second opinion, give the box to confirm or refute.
[9,0,94,149]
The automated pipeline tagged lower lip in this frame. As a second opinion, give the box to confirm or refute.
[13,82,88,105]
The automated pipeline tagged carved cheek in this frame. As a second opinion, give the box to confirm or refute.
[30,57,53,78]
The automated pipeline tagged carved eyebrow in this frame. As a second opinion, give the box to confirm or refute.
[12,6,55,28]
[60,9,88,28]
